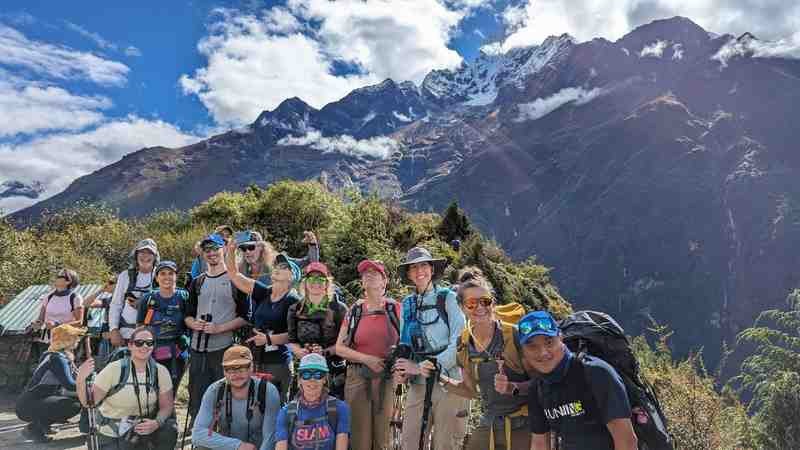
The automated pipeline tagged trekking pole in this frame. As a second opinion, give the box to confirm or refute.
[419,358,437,450]
[389,383,404,450]
[182,317,204,450]
[201,314,212,372]
[84,337,100,450]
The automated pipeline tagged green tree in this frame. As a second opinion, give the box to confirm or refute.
[437,201,471,243]
[734,290,800,449]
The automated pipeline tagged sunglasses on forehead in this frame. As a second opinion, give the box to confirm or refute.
[518,316,557,335]
[463,295,494,311]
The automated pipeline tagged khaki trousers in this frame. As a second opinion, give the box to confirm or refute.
[465,421,531,450]
[401,381,469,450]
[345,368,396,450]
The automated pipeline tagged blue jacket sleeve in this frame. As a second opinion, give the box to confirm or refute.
[399,296,413,347]
[259,382,280,450]
[275,405,289,443]
[50,353,77,391]
[436,289,465,377]
[336,400,351,435]
[192,381,242,450]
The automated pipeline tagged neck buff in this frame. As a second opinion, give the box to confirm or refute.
[542,345,574,385]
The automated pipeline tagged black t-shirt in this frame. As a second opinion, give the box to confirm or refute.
[529,355,631,450]
[251,282,299,365]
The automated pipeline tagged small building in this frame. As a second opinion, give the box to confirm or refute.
[0,284,102,388]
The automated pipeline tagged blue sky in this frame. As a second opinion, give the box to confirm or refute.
[1,0,798,214]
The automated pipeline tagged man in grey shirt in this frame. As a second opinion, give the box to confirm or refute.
[193,345,279,450]
[186,233,249,419]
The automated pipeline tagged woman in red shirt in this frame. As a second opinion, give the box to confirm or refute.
[335,260,402,450]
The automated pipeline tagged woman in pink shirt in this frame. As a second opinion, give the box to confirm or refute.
[30,269,84,361]
[335,260,402,450]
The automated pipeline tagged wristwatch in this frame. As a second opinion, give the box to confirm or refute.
[511,383,520,397]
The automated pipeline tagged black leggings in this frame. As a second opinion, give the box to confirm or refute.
[16,390,81,427]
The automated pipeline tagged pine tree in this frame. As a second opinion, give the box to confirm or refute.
[437,201,472,244]
[734,290,800,449]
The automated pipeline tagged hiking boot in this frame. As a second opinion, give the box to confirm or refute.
[22,423,52,443]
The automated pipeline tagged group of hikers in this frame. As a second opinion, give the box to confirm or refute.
[15,224,673,450]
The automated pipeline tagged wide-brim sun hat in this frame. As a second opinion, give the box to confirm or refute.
[397,246,447,283]
[128,238,160,267]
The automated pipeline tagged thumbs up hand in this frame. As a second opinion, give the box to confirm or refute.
[493,358,512,394]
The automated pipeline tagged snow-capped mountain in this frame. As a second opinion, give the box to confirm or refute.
[421,34,576,106]
[12,17,800,366]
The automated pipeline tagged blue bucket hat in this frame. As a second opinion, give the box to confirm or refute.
[274,253,301,284]
[517,310,560,345]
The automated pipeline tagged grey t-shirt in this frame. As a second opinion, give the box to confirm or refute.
[192,378,280,450]
[187,271,247,352]
[469,326,530,424]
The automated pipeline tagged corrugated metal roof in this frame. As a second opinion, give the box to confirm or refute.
[0,284,102,336]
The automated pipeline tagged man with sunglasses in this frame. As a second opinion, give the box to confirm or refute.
[192,345,280,450]
[185,233,250,421]
[519,311,638,450]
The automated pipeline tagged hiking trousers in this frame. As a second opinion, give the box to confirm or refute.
[401,381,469,450]
[465,420,531,450]
[255,362,292,405]
[16,390,81,427]
[188,348,225,418]
[345,368,395,450]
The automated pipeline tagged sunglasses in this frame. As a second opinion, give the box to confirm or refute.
[305,275,327,285]
[202,245,222,252]
[132,339,155,348]
[240,244,257,252]
[518,316,557,335]
[224,365,250,374]
[463,296,494,311]
[299,370,326,381]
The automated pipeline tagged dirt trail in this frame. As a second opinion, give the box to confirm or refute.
[0,394,192,450]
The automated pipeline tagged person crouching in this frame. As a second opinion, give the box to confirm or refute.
[16,324,85,443]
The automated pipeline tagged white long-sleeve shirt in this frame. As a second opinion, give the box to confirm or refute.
[108,269,154,339]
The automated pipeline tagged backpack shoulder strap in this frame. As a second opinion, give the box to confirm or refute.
[326,397,338,432]
[385,302,400,336]
[435,288,450,329]
[346,303,364,346]
[125,268,138,295]
[70,292,77,311]
[286,400,299,437]
[257,378,268,415]
[104,357,132,400]
[501,323,525,374]
[148,357,159,394]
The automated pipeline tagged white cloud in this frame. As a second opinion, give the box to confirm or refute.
[515,86,603,122]
[124,46,142,57]
[501,0,800,48]
[0,24,129,86]
[181,0,467,126]
[277,129,399,159]
[65,21,118,51]
[0,77,111,137]
[713,32,800,67]
[0,117,200,214]
[640,40,668,58]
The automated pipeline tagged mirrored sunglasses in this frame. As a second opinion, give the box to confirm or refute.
[518,316,557,335]
[463,296,494,311]
[299,370,326,380]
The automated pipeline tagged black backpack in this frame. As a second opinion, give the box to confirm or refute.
[212,378,270,436]
[559,311,673,450]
